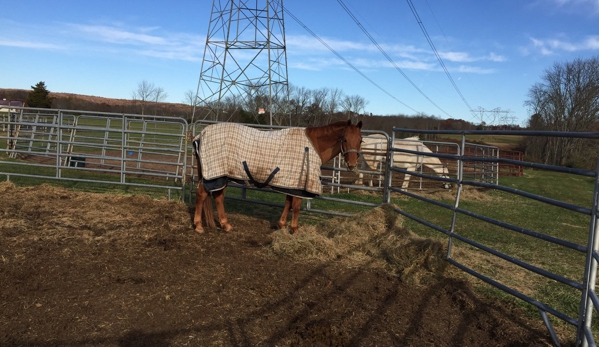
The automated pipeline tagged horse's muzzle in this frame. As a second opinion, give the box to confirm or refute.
[347,164,359,174]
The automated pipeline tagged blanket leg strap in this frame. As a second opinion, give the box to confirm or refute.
[242,161,280,188]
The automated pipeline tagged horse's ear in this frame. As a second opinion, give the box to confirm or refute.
[347,119,352,126]
[357,121,363,129]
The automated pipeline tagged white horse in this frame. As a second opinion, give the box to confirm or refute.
[358,134,451,189]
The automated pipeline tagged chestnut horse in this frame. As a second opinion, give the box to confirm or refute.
[193,120,363,234]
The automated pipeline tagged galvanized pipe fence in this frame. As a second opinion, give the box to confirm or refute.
[392,128,599,347]
[1,106,188,199]
[3,107,596,346]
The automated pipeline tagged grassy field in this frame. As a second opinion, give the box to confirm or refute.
[399,171,593,326]
[5,113,187,155]
[437,134,524,150]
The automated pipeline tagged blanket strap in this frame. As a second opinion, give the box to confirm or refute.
[242,161,280,188]
[303,147,309,188]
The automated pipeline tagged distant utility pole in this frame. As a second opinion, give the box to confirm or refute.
[471,107,514,128]
[193,0,289,126]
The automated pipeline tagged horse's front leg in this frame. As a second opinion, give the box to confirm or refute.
[212,188,232,232]
[278,195,292,230]
[194,182,209,233]
[401,164,415,189]
[356,172,363,185]
[289,196,302,234]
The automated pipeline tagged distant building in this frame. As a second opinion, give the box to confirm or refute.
[0,99,24,117]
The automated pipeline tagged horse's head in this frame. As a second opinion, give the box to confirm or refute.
[340,120,363,174]
[441,166,452,189]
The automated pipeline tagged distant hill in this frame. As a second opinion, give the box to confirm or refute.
[0,88,193,120]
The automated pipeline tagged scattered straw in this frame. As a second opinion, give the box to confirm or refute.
[0,181,190,246]
[270,204,448,285]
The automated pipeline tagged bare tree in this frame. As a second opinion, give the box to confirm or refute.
[269,83,291,126]
[524,56,599,168]
[132,80,156,115]
[341,94,368,123]
[240,85,269,124]
[183,89,197,122]
[308,88,329,126]
[288,85,312,126]
[153,87,168,115]
[323,87,343,124]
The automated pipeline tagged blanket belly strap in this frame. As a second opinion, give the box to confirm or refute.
[242,161,280,188]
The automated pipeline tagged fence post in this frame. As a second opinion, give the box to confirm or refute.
[383,134,393,204]
[446,135,465,260]
[576,155,599,347]
[121,114,126,184]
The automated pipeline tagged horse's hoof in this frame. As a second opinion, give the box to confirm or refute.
[195,227,205,233]
[222,224,233,232]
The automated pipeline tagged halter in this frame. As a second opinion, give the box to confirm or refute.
[339,138,361,158]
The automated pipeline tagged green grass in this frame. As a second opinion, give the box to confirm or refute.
[7,114,186,153]
[438,134,524,149]
[396,169,595,335]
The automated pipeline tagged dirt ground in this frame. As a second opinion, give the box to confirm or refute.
[0,182,559,347]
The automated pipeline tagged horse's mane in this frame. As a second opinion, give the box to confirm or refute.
[324,121,351,127]
[306,121,348,130]
[306,121,351,137]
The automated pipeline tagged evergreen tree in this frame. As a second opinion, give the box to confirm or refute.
[25,81,54,108]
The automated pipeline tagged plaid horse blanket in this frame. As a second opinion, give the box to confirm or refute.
[194,123,323,197]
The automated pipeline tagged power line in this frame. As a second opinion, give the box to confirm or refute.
[284,9,419,113]
[336,0,452,118]
[424,0,477,95]
[405,0,474,116]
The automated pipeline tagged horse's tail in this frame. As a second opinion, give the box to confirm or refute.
[193,137,216,229]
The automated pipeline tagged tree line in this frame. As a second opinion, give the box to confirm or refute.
[4,55,599,169]
[524,55,599,169]
[187,84,370,127]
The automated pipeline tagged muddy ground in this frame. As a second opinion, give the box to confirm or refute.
[0,182,560,346]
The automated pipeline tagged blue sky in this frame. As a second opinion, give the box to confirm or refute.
[2,0,598,126]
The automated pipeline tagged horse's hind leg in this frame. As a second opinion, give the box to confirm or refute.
[401,164,415,190]
[213,188,232,232]
[401,173,411,189]
[194,183,210,233]
[289,196,302,234]
[278,195,292,230]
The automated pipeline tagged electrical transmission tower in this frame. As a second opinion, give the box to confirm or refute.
[471,107,514,129]
[193,0,289,126]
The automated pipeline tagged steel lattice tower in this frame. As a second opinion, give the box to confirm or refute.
[193,0,289,125]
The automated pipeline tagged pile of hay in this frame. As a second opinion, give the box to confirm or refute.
[270,204,448,285]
